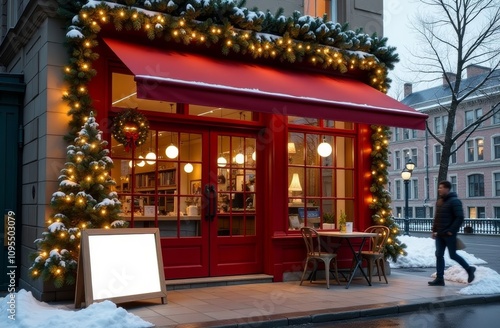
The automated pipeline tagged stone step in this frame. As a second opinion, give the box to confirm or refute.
[165,274,274,290]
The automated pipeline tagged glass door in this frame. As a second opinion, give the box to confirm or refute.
[210,133,260,276]
[111,128,262,278]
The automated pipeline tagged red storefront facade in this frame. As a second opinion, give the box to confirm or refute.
[85,32,426,281]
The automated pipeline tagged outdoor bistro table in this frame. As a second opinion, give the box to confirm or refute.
[317,231,378,289]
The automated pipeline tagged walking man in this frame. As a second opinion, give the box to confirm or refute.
[428,180,476,286]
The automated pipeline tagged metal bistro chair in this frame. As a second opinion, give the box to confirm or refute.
[360,225,390,284]
[300,227,340,289]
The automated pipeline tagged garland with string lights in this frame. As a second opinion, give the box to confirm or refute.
[369,125,407,262]
[111,108,150,152]
[58,0,398,140]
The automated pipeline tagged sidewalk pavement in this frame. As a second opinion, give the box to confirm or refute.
[109,269,500,327]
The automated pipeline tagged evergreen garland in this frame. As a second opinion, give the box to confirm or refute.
[57,0,399,139]
[369,125,407,262]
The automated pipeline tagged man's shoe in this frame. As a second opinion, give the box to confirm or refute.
[467,266,476,283]
[428,278,445,286]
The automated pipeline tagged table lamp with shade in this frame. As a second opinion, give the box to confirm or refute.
[288,173,303,203]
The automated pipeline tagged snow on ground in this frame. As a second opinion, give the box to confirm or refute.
[392,235,500,295]
[0,289,153,328]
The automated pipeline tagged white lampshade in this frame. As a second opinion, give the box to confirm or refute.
[137,155,145,167]
[317,139,332,157]
[235,152,245,164]
[145,151,156,164]
[401,168,412,181]
[184,163,193,173]
[288,142,296,154]
[252,151,256,161]
[165,144,179,159]
[217,156,227,167]
[405,158,416,172]
[288,173,302,192]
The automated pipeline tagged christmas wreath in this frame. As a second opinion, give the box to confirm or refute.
[111,108,149,152]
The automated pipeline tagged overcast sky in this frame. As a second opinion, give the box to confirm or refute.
[383,0,427,99]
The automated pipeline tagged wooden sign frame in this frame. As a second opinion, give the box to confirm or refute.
[75,228,167,308]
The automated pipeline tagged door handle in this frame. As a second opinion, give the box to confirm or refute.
[204,184,217,221]
[204,184,211,221]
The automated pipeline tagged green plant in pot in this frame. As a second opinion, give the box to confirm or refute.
[322,212,335,229]
[339,211,347,233]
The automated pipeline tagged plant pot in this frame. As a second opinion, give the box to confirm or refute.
[322,223,335,230]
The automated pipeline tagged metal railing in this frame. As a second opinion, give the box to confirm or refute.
[392,218,500,235]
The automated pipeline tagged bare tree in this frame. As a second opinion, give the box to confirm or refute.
[408,0,500,183]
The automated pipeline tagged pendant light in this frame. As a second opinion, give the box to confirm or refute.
[235,152,244,164]
[217,136,227,167]
[317,137,332,157]
[130,144,146,167]
[137,155,145,167]
[165,132,179,159]
[184,133,193,173]
[184,162,193,173]
[234,137,244,164]
[217,156,227,167]
[145,133,156,164]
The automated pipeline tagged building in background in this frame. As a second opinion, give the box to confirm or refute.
[389,66,500,219]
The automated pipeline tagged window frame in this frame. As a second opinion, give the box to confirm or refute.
[287,120,357,230]
[492,135,500,160]
[466,138,484,162]
[467,173,485,197]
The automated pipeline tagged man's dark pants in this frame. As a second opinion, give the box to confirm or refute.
[435,233,470,279]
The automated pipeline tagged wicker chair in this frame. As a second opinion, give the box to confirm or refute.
[300,227,340,289]
[360,225,390,284]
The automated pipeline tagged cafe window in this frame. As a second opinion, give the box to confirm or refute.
[287,127,355,231]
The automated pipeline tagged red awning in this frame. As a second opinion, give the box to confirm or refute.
[103,38,427,129]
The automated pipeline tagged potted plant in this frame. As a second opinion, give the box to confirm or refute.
[322,212,335,230]
[339,211,347,233]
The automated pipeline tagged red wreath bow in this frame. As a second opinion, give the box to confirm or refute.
[124,131,139,152]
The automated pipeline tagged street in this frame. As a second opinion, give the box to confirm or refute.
[296,302,500,328]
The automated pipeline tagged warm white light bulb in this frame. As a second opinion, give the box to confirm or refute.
[217,156,227,167]
[317,141,332,157]
[184,163,193,173]
[137,155,145,167]
[165,144,179,159]
[145,151,156,164]
[235,153,245,164]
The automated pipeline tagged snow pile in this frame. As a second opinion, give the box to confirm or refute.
[391,235,487,268]
[0,290,152,328]
[393,235,500,295]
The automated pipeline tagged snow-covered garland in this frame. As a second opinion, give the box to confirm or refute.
[60,0,398,139]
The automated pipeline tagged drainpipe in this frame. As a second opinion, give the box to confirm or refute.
[424,127,430,217]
